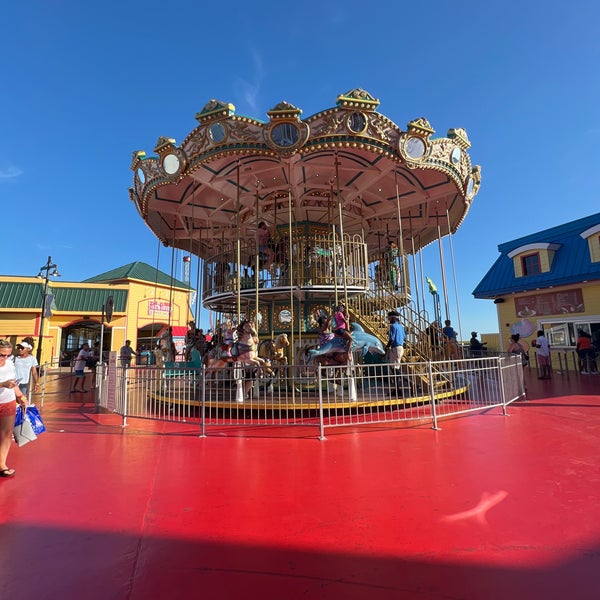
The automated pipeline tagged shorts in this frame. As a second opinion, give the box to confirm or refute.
[0,402,17,418]
[537,355,550,366]
[333,328,347,335]
[75,369,85,377]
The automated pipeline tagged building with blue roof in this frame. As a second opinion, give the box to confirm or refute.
[473,213,600,362]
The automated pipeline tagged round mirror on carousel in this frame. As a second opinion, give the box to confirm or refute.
[405,136,425,159]
[451,147,461,164]
[347,112,367,133]
[163,153,180,175]
[277,307,292,327]
[137,168,145,184]
[209,122,226,144]
[466,176,474,198]
[271,123,300,147]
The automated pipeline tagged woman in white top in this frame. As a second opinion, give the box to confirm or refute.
[14,338,39,397]
[0,339,28,478]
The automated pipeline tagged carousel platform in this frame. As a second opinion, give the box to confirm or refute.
[1,370,598,599]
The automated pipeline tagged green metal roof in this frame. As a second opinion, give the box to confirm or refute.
[83,261,190,289]
[0,281,42,309]
[0,282,128,312]
[53,288,128,312]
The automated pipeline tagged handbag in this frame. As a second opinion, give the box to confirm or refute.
[14,407,38,447]
[26,405,46,435]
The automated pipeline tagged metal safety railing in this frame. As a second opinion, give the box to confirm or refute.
[95,355,525,438]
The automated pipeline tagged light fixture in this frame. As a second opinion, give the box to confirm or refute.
[36,256,61,364]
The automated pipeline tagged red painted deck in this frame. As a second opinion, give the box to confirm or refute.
[1,371,599,599]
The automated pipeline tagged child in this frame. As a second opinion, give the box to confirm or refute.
[331,304,352,357]
[316,313,334,347]
[223,321,236,358]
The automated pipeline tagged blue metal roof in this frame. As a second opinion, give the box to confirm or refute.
[473,212,600,298]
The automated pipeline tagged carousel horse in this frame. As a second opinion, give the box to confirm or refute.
[204,320,274,376]
[258,333,290,367]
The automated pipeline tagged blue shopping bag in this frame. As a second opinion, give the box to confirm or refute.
[26,405,46,435]
[14,406,37,447]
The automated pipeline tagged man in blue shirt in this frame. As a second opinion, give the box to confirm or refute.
[386,310,406,369]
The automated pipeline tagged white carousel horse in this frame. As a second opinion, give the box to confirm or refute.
[203,320,273,375]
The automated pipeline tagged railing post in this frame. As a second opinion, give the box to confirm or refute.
[39,362,49,408]
[498,356,508,415]
[318,365,326,440]
[121,367,128,428]
[347,355,357,402]
[427,360,440,430]
[200,365,207,438]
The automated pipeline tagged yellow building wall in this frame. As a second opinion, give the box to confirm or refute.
[496,281,600,354]
[1,277,193,364]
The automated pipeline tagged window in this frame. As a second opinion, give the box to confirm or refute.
[521,253,541,276]
[541,320,600,348]
[580,224,600,262]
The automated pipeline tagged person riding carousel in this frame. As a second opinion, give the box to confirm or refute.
[316,312,335,348]
[331,304,352,359]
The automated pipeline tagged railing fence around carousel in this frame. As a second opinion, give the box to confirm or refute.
[95,355,526,438]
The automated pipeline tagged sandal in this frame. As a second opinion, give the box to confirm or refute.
[0,468,16,478]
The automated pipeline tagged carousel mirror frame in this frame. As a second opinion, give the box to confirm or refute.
[275,306,293,329]
[249,307,269,332]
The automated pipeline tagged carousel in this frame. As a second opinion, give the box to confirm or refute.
[129,88,481,409]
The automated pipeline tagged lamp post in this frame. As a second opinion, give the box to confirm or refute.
[36,256,61,364]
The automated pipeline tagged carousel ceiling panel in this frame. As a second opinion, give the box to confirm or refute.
[130,89,481,257]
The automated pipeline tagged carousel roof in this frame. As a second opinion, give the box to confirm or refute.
[130,88,481,258]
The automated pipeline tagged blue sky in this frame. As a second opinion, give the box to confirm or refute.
[1,1,599,339]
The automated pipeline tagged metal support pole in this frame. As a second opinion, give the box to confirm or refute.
[36,256,60,365]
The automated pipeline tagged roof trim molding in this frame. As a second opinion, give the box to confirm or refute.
[580,224,600,239]
[507,242,561,259]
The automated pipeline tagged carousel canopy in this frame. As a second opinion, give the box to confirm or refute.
[130,88,481,257]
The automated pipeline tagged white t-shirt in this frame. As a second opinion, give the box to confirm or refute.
[0,361,17,404]
[14,355,38,384]
[74,348,91,371]
[535,335,550,357]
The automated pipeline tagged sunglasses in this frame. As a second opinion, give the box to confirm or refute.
[0,353,12,358]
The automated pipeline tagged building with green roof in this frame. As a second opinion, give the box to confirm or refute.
[0,262,193,365]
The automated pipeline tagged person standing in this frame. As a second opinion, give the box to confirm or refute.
[386,310,406,395]
[0,339,28,478]
[119,340,137,367]
[14,338,39,397]
[384,240,400,290]
[386,311,406,366]
[257,221,275,270]
[71,342,92,393]
[442,319,460,359]
[576,329,597,374]
[469,332,486,358]
[532,329,551,379]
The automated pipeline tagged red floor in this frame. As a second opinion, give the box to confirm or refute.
[1,371,599,599]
